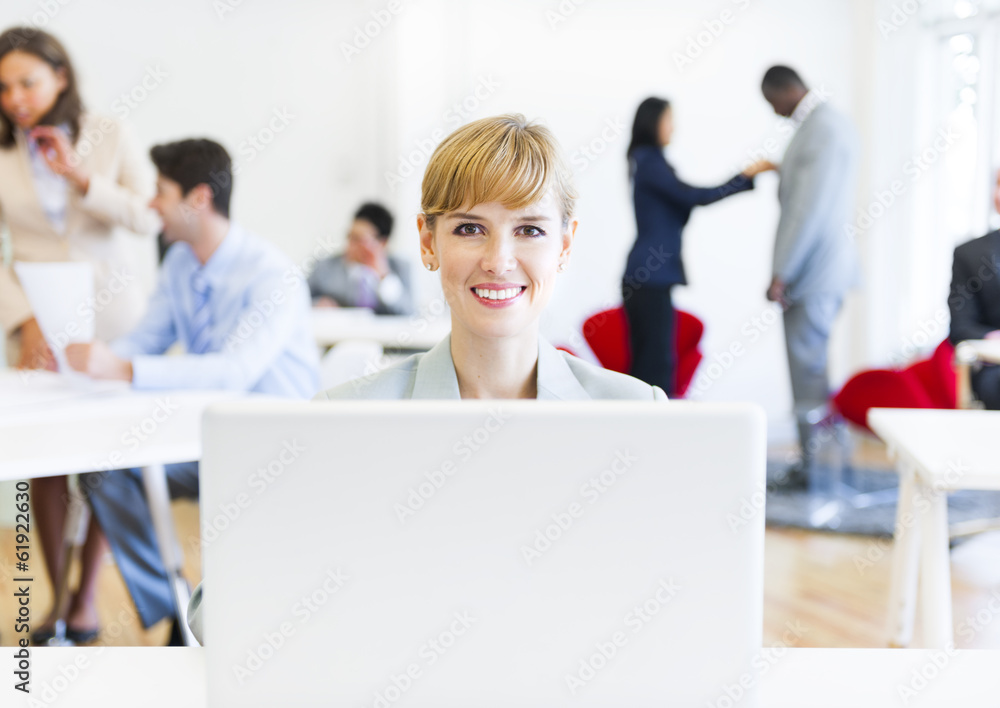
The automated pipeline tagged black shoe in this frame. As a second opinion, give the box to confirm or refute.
[166,617,185,646]
[772,461,809,491]
[66,627,99,644]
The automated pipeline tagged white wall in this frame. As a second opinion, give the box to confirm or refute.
[2,0,875,440]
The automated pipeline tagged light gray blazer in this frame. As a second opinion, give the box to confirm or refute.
[315,335,668,401]
[774,102,860,301]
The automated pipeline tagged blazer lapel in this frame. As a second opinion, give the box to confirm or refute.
[536,339,591,401]
[411,335,462,399]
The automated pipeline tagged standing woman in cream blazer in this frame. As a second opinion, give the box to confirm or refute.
[0,27,157,642]
[0,27,157,366]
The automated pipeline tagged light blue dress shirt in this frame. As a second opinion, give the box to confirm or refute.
[111,223,320,397]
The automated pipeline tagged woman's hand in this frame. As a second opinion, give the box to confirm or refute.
[16,317,57,371]
[65,341,133,381]
[742,160,778,178]
[29,126,91,194]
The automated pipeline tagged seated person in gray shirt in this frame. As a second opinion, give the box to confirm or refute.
[308,202,414,315]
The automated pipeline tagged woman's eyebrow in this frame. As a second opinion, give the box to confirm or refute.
[515,215,553,222]
[447,212,485,221]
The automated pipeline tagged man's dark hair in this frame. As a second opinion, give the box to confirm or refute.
[761,65,807,92]
[355,202,393,241]
[150,138,232,218]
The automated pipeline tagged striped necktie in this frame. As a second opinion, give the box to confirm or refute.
[189,271,213,354]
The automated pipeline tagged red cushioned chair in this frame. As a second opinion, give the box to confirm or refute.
[581,306,704,397]
[831,339,957,433]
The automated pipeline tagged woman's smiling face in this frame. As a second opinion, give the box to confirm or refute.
[420,191,576,341]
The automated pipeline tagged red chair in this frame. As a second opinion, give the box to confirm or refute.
[581,306,704,397]
[832,339,957,432]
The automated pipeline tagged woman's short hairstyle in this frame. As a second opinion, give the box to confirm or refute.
[0,27,83,149]
[421,114,576,227]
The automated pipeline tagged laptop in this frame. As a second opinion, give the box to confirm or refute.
[200,400,765,707]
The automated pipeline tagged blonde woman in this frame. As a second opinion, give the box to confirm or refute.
[319,114,667,402]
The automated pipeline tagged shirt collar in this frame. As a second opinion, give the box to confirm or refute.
[790,90,824,126]
[194,222,244,289]
[410,335,591,400]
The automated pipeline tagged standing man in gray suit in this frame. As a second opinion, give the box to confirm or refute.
[761,66,859,476]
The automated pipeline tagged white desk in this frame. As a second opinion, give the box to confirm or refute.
[3,648,998,706]
[311,308,449,350]
[867,407,1000,649]
[0,371,236,644]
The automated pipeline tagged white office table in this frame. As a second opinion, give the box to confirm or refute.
[311,307,449,350]
[867,407,1000,649]
[3,648,997,706]
[0,370,236,644]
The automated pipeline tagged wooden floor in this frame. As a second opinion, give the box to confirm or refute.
[3,473,1000,648]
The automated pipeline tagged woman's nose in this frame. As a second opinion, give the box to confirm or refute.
[480,237,516,274]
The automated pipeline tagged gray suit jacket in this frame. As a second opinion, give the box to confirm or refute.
[775,102,860,300]
[307,253,414,315]
[316,335,668,401]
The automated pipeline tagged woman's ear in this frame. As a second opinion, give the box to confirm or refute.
[417,213,437,270]
[54,66,68,94]
[560,217,578,262]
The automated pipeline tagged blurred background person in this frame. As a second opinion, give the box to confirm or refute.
[0,26,158,643]
[308,201,414,315]
[760,65,859,482]
[948,169,1000,409]
[623,96,774,396]
[0,27,157,367]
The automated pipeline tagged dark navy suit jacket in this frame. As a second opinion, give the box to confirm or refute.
[949,230,1000,344]
[625,145,753,287]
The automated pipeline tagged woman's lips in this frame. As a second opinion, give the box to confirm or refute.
[471,285,527,307]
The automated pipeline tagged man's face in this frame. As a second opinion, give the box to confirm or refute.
[149,175,197,242]
[344,218,385,264]
[763,87,797,118]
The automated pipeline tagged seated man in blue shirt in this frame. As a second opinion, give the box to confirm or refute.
[307,202,414,315]
[64,138,320,644]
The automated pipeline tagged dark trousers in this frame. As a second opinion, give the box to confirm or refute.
[622,282,675,396]
[82,462,199,628]
[973,365,1000,410]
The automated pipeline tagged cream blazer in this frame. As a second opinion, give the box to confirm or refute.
[0,113,158,349]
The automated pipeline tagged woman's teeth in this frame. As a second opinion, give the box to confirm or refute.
[475,287,522,300]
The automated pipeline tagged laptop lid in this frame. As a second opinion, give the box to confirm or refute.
[200,400,765,707]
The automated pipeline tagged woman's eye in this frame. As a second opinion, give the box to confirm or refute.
[520,225,546,237]
[454,223,483,236]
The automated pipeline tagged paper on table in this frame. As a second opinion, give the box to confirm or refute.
[14,261,94,373]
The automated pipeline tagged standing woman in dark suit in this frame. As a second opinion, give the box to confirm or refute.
[623,97,773,395]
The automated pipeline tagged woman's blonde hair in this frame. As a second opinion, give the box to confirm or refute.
[420,114,577,228]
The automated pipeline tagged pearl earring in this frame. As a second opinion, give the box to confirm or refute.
[425,263,434,271]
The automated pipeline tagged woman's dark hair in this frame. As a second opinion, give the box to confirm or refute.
[355,202,394,241]
[0,27,83,149]
[150,138,233,218]
[626,97,670,174]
